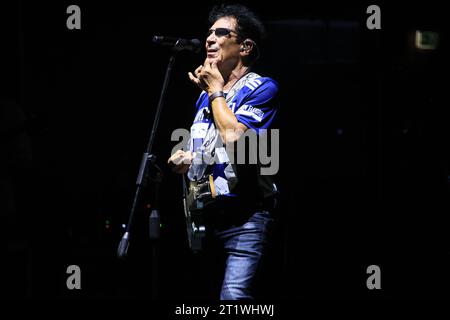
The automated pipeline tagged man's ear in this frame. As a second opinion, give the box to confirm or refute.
[241,40,252,52]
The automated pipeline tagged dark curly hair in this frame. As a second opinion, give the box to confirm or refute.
[208,3,266,63]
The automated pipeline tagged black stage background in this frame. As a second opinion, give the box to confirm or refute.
[3,0,449,302]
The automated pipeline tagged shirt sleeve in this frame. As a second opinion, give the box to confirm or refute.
[234,78,279,133]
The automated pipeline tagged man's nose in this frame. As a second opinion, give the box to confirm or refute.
[206,33,217,44]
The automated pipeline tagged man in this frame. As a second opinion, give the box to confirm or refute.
[168,3,279,300]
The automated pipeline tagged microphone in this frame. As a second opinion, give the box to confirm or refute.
[153,36,201,53]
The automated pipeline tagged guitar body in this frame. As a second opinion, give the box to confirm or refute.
[182,174,216,252]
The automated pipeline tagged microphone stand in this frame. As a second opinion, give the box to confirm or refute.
[117,51,174,299]
[118,42,191,299]
[117,50,177,259]
[117,52,175,260]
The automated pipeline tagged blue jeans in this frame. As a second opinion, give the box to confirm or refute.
[210,210,274,300]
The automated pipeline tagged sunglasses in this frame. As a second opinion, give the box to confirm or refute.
[206,27,238,38]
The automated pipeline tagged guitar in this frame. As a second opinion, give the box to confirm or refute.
[182,174,216,252]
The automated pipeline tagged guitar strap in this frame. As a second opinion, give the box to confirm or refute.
[187,72,261,195]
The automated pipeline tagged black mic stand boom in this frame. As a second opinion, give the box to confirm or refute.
[117,42,188,259]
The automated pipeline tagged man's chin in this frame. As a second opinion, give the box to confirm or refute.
[206,57,221,65]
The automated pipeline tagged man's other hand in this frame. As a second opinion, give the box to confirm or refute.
[167,150,193,174]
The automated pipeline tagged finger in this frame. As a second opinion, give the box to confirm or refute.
[181,156,192,164]
[173,155,184,165]
[188,71,198,80]
[203,61,211,72]
[168,157,179,165]
[168,156,176,164]
[188,72,200,85]
[169,150,182,161]
[194,65,203,76]
[173,150,182,157]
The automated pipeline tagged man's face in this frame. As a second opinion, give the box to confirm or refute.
[205,17,241,67]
